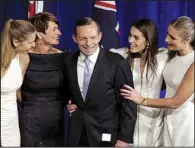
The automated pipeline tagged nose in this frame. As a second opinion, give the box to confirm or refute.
[86,39,92,46]
[128,36,134,43]
[57,29,62,36]
[165,35,169,43]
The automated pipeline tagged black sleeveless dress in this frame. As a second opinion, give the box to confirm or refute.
[20,51,70,146]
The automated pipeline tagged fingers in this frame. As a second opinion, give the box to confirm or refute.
[67,105,77,110]
[67,100,77,113]
[120,88,130,94]
[123,84,134,91]
[67,104,77,109]
[69,108,76,113]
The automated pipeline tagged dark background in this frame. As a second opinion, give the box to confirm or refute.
[1,0,194,51]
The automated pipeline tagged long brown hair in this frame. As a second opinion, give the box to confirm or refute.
[1,19,35,77]
[168,16,195,61]
[127,18,159,80]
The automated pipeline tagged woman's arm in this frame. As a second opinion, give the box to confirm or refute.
[120,62,194,109]
[17,53,30,101]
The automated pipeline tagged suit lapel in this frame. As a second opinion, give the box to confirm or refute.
[85,48,105,106]
[71,51,85,107]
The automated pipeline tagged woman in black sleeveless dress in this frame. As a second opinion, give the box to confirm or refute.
[19,12,70,146]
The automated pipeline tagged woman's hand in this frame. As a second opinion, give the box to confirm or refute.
[120,84,144,105]
[67,100,77,113]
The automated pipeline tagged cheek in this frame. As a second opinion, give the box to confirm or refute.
[92,40,99,45]
[23,44,31,50]
[43,34,53,41]
[77,41,85,46]
[170,40,178,46]
[137,41,146,49]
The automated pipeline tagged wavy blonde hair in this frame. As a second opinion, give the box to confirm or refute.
[1,19,35,77]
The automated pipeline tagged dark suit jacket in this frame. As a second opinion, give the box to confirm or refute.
[64,48,137,146]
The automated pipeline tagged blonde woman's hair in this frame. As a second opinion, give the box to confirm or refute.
[168,16,195,60]
[1,19,35,77]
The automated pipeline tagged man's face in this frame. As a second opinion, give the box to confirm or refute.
[73,22,102,56]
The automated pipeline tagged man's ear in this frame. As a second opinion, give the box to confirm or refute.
[36,32,43,39]
[72,34,77,44]
[12,39,20,48]
[98,31,102,42]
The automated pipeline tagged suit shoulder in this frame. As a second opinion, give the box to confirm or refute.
[110,47,128,58]
[62,50,74,64]
[105,50,125,62]
[110,47,126,53]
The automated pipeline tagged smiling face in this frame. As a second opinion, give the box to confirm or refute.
[41,21,62,45]
[166,16,194,52]
[73,21,102,56]
[165,25,185,51]
[128,26,148,53]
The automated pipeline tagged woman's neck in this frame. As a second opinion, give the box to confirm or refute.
[178,46,194,56]
[30,40,51,54]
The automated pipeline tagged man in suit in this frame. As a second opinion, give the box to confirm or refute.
[65,17,137,147]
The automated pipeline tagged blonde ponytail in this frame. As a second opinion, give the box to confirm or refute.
[1,19,16,77]
[1,19,35,78]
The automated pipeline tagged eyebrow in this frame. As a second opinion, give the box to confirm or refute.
[129,33,139,38]
[167,32,177,40]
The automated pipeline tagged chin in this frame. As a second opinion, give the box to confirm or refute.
[167,46,176,51]
[82,50,94,56]
[52,42,59,45]
[84,51,93,56]
[130,48,138,53]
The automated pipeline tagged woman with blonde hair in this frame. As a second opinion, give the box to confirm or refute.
[121,16,194,147]
[1,19,36,147]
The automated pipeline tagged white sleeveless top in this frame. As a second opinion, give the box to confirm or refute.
[163,51,194,147]
[1,55,22,147]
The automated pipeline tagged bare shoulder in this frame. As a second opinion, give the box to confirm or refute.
[186,62,194,75]
[19,53,30,73]
[19,53,30,65]
[18,53,30,77]
[182,62,194,83]
[51,47,63,53]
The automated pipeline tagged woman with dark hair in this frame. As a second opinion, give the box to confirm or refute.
[110,18,168,147]
[121,16,194,147]
[20,12,70,146]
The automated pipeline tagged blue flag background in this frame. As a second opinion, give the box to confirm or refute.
[1,0,194,52]
[92,1,120,49]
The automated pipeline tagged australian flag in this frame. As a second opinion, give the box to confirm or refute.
[92,1,120,49]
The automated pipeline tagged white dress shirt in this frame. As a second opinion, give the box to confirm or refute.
[77,47,100,97]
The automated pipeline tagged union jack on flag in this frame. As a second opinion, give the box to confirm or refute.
[92,1,120,49]
[28,0,44,18]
